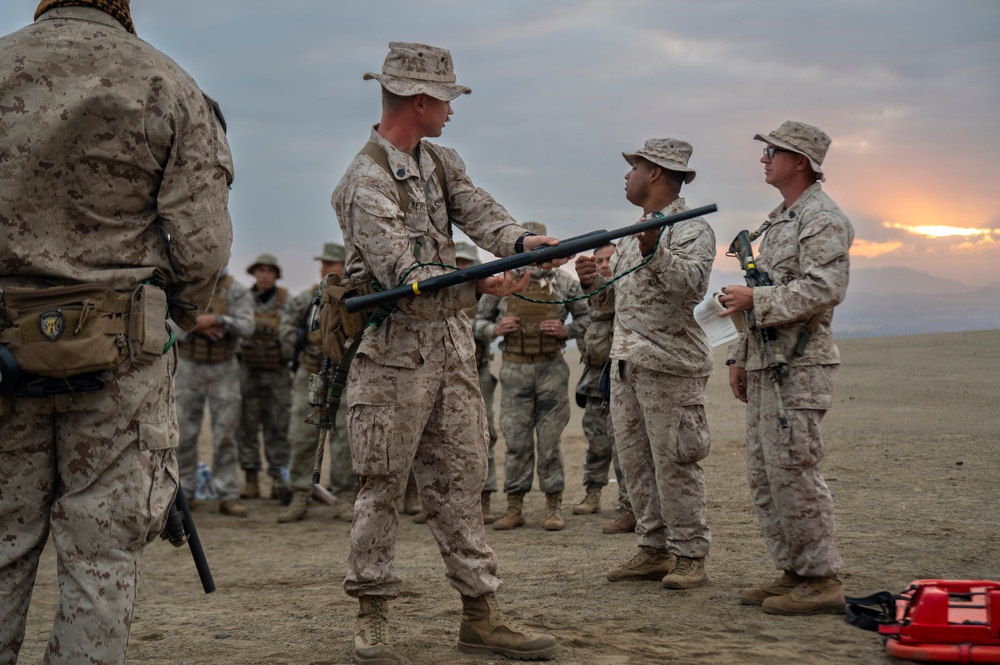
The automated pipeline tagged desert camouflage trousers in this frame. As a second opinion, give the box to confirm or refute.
[746,365,843,577]
[175,357,242,500]
[238,366,291,479]
[343,340,498,599]
[480,362,499,493]
[0,355,178,665]
[499,357,570,495]
[286,366,355,494]
[612,360,711,558]
[581,394,628,506]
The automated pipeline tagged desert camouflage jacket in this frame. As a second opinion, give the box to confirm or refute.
[729,183,854,371]
[0,7,234,332]
[589,198,715,378]
[331,127,528,368]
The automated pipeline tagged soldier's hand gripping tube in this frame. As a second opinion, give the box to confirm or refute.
[344,204,719,314]
[727,230,789,429]
[160,485,216,594]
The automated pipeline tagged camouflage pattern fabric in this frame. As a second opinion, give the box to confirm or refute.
[174,281,255,501]
[589,198,714,377]
[745,366,843,576]
[34,0,135,34]
[728,183,854,370]
[728,182,852,577]
[237,365,291,480]
[498,357,571,494]
[175,358,244,501]
[281,288,356,495]
[0,6,230,662]
[479,362,500,493]
[613,364,711,558]
[477,271,589,496]
[576,310,626,493]
[589,198,714,557]
[333,128,532,599]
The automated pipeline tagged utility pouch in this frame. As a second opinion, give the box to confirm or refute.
[318,275,375,364]
[0,283,130,378]
[129,284,170,365]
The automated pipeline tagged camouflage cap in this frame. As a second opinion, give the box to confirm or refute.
[246,253,282,279]
[754,120,830,182]
[364,42,471,102]
[623,138,696,184]
[454,241,479,263]
[314,242,346,263]
[522,221,548,236]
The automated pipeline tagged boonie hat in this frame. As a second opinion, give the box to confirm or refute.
[246,253,282,279]
[364,42,471,102]
[522,221,547,236]
[314,242,346,263]
[754,120,830,182]
[454,242,479,263]
[623,138,696,184]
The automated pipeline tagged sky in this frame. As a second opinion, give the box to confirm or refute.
[2,0,998,295]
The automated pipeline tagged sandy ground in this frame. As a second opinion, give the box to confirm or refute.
[17,329,1000,665]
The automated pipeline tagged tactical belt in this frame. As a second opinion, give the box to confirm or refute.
[502,349,563,364]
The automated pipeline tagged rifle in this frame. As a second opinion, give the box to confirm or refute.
[344,204,718,313]
[160,485,215,593]
[726,230,789,428]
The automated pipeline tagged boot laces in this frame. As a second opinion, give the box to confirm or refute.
[367,598,388,643]
[673,557,697,576]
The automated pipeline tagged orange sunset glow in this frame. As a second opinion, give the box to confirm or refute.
[883,221,997,240]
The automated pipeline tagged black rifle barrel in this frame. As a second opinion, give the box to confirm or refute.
[345,203,718,313]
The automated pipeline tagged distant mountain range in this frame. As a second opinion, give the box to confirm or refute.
[707,266,1000,338]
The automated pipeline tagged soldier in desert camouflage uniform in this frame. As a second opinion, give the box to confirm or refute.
[475,222,591,532]
[277,242,355,523]
[332,41,560,663]
[578,138,714,591]
[719,121,853,616]
[571,243,633,529]
[174,271,255,517]
[238,254,292,500]
[0,1,232,662]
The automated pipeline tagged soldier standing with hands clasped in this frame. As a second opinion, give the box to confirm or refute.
[332,41,561,663]
[717,121,853,615]
[0,1,233,661]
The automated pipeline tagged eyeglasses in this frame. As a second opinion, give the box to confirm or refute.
[763,146,791,159]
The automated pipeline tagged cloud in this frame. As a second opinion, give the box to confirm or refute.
[852,239,905,259]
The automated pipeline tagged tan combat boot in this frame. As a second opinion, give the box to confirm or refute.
[338,488,358,522]
[492,493,526,531]
[602,505,636,534]
[543,492,565,531]
[571,487,602,515]
[481,492,496,524]
[661,556,707,590]
[606,546,676,582]
[241,469,260,499]
[761,576,846,616]
[354,596,402,664]
[277,490,309,523]
[219,499,248,517]
[457,593,559,660]
[738,571,806,606]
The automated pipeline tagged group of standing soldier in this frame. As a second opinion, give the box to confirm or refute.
[0,4,854,663]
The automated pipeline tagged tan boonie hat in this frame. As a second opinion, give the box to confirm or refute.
[246,253,282,279]
[522,221,547,236]
[754,120,830,182]
[364,41,471,102]
[623,138,696,184]
[454,241,478,263]
[314,242,346,263]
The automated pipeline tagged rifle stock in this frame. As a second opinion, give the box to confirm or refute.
[345,204,718,313]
